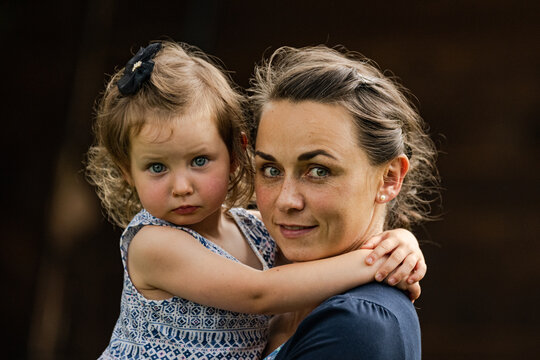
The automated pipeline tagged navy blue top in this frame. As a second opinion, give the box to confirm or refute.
[274,282,421,360]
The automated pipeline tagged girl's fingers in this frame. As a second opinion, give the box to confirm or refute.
[386,253,418,285]
[406,282,421,301]
[374,246,407,281]
[366,237,398,266]
[395,279,421,301]
[361,232,385,250]
[407,258,427,284]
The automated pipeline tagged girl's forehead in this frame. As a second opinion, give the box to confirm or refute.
[136,107,219,143]
[137,123,174,144]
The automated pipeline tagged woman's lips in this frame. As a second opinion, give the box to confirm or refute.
[278,224,317,238]
[173,206,199,215]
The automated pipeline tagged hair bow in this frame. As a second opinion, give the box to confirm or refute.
[117,42,162,96]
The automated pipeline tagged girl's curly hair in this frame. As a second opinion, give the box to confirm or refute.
[86,41,254,228]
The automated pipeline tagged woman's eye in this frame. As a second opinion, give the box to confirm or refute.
[262,166,281,177]
[307,167,329,178]
[149,163,166,174]
[192,156,209,167]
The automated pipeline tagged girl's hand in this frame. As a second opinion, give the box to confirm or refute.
[361,229,427,287]
[396,279,421,302]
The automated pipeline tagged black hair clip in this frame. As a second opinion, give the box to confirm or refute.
[117,42,162,96]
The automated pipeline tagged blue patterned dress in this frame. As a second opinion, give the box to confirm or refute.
[99,208,276,360]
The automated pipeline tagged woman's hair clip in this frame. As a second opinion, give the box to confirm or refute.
[405,143,413,159]
[117,42,162,96]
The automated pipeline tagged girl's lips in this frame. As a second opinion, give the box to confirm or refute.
[173,206,199,215]
[278,224,317,238]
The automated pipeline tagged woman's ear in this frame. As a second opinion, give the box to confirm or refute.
[376,155,409,203]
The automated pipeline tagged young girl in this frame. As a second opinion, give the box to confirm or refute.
[87,41,426,360]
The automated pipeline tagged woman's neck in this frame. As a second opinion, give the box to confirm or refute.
[292,305,317,326]
[265,305,318,356]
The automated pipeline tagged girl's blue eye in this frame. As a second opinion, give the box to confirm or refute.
[149,163,166,174]
[192,156,209,167]
[263,166,281,177]
[308,167,329,178]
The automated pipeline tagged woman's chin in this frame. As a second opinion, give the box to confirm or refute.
[280,248,329,262]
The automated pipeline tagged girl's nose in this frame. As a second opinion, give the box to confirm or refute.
[172,173,193,196]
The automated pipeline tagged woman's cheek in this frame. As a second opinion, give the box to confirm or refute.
[255,185,273,218]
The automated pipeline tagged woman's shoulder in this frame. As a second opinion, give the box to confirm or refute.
[275,283,421,359]
[316,282,419,333]
[333,282,416,313]
[316,282,411,317]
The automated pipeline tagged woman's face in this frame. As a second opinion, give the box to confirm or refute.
[255,100,386,261]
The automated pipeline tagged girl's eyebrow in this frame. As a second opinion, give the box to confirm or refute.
[255,150,337,162]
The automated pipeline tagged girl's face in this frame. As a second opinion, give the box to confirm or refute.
[126,111,231,233]
[255,100,386,262]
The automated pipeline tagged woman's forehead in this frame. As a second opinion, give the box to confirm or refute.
[258,101,357,146]
[256,100,371,164]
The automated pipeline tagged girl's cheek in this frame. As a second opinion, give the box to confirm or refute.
[140,181,168,201]
[203,175,230,200]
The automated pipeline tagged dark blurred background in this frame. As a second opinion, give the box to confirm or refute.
[2,0,539,359]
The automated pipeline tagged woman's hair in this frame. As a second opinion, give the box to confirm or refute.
[249,45,440,230]
[86,41,254,228]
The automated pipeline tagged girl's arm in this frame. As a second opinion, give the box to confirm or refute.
[128,225,386,315]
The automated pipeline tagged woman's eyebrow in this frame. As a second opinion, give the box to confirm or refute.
[255,150,276,161]
[297,150,337,161]
[255,149,337,162]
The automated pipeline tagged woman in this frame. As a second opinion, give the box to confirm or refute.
[250,46,439,359]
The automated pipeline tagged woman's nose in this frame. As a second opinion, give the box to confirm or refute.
[275,178,304,212]
[172,173,193,196]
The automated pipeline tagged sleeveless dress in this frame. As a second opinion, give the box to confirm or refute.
[99,208,276,360]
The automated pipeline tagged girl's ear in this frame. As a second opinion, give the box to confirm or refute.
[230,157,238,173]
[121,165,133,186]
[240,131,248,151]
[376,155,409,203]
[230,132,249,173]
